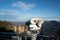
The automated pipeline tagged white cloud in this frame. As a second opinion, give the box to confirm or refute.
[0,10,19,15]
[0,10,59,21]
[0,10,35,21]
[12,1,35,11]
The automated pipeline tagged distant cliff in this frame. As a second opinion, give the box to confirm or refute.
[0,20,13,30]
[0,21,25,33]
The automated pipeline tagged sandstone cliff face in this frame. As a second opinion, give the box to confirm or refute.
[13,25,17,32]
[13,25,24,33]
[18,25,24,33]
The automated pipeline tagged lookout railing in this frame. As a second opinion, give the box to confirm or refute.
[0,32,60,40]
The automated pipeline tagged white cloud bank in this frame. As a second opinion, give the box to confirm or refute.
[12,1,35,11]
[0,10,59,21]
[0,10,18,15]
[0,10,35,21]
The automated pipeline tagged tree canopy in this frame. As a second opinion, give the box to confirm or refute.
[0,21,13,31]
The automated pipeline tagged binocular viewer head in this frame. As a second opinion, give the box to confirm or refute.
[25,18,44,35]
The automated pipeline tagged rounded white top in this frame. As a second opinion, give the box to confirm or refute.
[30,18,44,25]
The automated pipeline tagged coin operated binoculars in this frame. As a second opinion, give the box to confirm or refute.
[25,18,44,40]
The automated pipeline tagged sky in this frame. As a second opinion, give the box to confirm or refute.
[0,0,60,21]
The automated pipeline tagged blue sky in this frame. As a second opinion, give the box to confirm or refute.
[0,0,60,21]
